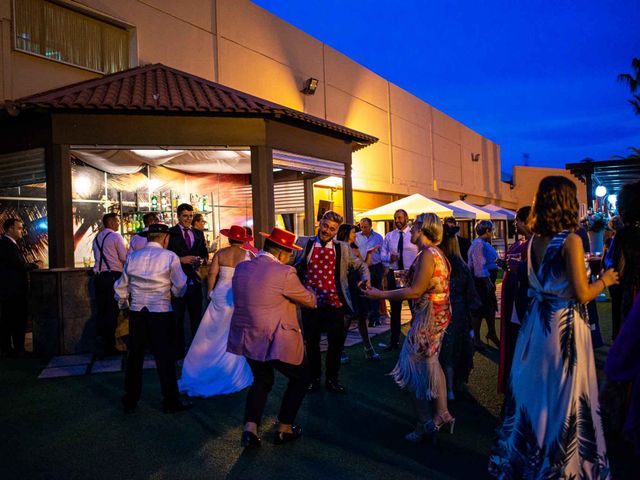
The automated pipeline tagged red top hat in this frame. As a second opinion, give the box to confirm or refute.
[220,225,253,243]
[259,227,302,251]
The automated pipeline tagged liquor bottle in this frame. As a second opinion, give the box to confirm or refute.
[172,194,177,209]
[161,192,168,211]
[151,192,158,211]
[201,195,208,212]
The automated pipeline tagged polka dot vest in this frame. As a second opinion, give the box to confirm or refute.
[304,246,342,308]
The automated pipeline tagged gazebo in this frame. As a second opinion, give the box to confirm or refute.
[0,63,377,354]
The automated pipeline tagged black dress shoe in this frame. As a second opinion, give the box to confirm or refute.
[274,425,303,445]
[121,396,136,414]
[307,379,321,393]
[325,379,347,394]
[162,398,193,414]
[241,430,262,448]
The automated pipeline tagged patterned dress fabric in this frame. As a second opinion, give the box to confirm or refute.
[489,231,610,479]
[304,246,342,308]
[390,246,452,399]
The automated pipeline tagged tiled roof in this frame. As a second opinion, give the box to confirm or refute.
[3,63,377,146]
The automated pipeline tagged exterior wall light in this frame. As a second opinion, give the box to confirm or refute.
[595,185,607,197]
[471,153,480,162]
[301,77,319,95]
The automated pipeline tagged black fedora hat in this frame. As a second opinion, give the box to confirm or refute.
[140,223,170,237]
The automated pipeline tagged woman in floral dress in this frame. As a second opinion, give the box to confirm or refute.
[489,176,618,478]
[365,213,453,443]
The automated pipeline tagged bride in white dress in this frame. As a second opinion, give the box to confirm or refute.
[179,226,254,397]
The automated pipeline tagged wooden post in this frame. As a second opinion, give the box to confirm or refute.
[343,162,354,224]
[45,143,74,268]
[250,145,274,248]
[303,178,315,236]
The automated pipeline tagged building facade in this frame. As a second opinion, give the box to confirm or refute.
[1,0,518,214]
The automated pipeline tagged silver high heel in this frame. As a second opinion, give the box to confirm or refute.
[423,412,456,444]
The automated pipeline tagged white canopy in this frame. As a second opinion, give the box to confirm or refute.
[356,193,453,221]
[482,204,516,220]
[71,149,252,175]
[448,200,498,220]
[429,198,476,219]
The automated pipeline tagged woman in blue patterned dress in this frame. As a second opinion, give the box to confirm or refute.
[489,176,619,478]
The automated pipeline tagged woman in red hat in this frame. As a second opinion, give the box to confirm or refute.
[179,225,255,397]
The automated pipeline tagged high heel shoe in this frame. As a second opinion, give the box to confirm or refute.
[404,423,427,443]
[424,411,456,443]
[486,335,500,349]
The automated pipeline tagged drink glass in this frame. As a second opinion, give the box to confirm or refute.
[393,269,408,288]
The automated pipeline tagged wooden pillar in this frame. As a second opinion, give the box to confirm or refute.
[343,162,354,224]
[303,178,315,236]
[45,143,74,268]
[585,170,594,211]
[250,145,274,248]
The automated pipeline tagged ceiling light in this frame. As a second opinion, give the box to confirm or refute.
[301,78,319,95]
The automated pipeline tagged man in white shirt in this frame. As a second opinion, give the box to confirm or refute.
[380,209,418,351]
[92,213,127,358]
[355,217,384,327]
[115,223,190,414]
[127,212,159,255]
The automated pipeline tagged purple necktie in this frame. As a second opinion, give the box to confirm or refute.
[183,227,192,249]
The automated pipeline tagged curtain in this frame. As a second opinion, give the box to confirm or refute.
[15,0,128,74]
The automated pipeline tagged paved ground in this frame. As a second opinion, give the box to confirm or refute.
[0,302,635,480]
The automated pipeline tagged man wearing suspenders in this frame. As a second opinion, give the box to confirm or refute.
[92,213,127,358]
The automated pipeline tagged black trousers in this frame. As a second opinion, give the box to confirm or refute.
[94,271,121,352]
[123,308,179,407]
[386,270,409,347]
[302,306,345,382]
[367,263,384,321]
[0,294,28,353]
[172,281,203,359]
[244,358,308,426]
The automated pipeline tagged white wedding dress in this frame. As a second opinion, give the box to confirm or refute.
[178,256,253,397]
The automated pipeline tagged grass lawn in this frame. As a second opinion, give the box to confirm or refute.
[0,303,635,479]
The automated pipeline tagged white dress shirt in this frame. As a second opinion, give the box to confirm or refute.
[355,231,383,265]
[114,242,187,312]
[381,226,418,270]
[127,229,148,255]
[93,228,127,273]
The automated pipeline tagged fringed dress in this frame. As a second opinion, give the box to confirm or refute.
[489,231,610,479]
[390,246,452,399]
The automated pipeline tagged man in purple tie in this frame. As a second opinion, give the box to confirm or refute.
[167,203,208,359]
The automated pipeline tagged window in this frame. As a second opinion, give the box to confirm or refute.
[14,0,130,74]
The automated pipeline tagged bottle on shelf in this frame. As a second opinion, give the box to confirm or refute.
[161,192,168,212]
[151,192,158,211]
[201,195,208,212]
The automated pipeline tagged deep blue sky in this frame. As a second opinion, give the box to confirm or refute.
[253,0,640,176]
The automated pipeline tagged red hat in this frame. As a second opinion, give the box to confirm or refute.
[220,225,253,243]
[259,227,302,251]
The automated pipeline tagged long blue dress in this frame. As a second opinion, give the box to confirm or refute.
[489,231,610,479]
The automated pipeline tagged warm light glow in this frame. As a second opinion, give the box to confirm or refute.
[595,185,607,197]
[315,176,343,188]
[607,194,617,207]
[149,179,163,191]
[74,174,92,196]
[131,149,183,159]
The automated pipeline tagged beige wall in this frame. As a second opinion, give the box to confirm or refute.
[511,166,588,209]
[1,0,518,208]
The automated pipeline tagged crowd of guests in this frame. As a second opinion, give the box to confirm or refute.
[2,175,639,472]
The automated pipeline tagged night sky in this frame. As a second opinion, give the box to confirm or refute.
[253,0,640,176]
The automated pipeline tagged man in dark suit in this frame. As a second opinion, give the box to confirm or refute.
[293,211,370,394]
[0,218,40,356]
[167,203,208,358]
